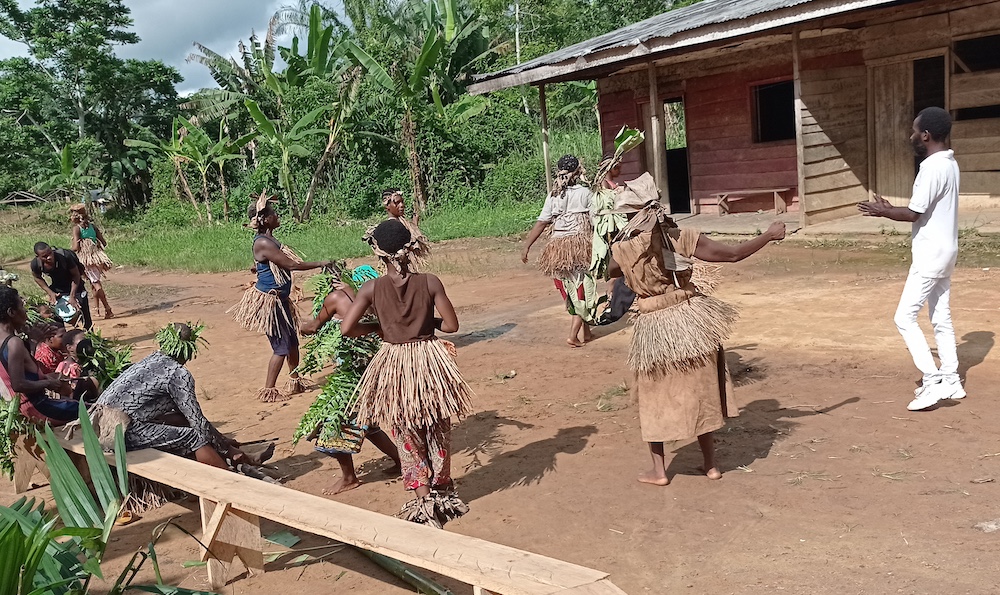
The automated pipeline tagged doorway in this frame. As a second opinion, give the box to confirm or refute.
[642,97,691,213]
[871,54,946,205]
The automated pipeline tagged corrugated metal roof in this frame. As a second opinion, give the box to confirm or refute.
[472,0,902,89]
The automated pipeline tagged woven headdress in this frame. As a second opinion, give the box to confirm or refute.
[363,220,419,273]
[551,154,589,198]
[247,190,277,230]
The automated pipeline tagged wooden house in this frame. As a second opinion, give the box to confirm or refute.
[469,0,1000,225]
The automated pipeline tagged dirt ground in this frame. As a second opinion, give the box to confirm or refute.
[4,235,1000,595]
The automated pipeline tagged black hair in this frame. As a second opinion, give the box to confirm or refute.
[371,219,412,254]
[173,322,193,342]
[0,286,20,323]
[64,328,87,347]
[247,202,275,220]
[33,242,51,254]
[916,107,952,142]
[75,338,95,360]
[557,154,579,172]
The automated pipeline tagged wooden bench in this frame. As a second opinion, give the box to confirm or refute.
[711,188,790,216]
[20,436,627,595]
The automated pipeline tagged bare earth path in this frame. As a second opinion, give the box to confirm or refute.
[4,237,999,594]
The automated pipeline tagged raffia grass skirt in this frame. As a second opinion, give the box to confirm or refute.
[537,231,592,279]
[78,239,112,273]
[355,337,473,432]
[227,286,297,336]
[627,295,739,375]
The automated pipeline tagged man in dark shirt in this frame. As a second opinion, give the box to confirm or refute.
[30,242,93,330]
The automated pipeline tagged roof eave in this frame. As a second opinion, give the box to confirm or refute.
[468,0,901,95]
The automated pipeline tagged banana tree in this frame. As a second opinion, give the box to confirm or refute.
[173,118,254,222]
[126,119,202,221]
[244,99,330,221]
[33,146,104,200]
[210,120,256,221]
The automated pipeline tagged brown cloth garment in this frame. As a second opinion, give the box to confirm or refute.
[371,274,436,344]
[612,224,738,443]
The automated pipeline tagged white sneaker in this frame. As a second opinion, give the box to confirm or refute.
[937,379,966,400]
[907,384,944,411]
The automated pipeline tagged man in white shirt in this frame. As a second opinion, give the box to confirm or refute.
[858,106,963,411]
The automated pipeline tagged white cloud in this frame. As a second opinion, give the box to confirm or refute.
[1,0,290,94]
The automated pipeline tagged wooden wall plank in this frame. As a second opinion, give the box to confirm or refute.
[804,156,858,178]
[863,14,950,61]
[952,118,1000,139]
[950,2,1000,37]
[962,171,1000,194]
[805,169,871,194]
[804,201,862,226]
[953,136,1000,155]
[956,152,1000,171]
[951,70,1000,110]
[804,140,868,164]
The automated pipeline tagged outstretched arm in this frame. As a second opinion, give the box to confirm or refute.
[300,290,351,335]
[428,274,459,333]
[95,225,108,248]
[253,238,330,271]
[521,220,550,263]
[341,281,381,337]
[858,195,920,222]
[693,221,786,263]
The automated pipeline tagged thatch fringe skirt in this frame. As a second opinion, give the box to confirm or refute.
[227,286,298,336]
[78,239,112,282]
[537,229,592,279]
[354,337,473,432]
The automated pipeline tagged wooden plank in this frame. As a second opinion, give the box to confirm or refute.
[952,118,1000,140]
[691,158,797,177]
[952,136,1000,155]
[689,144,796,166]
[956,152,1000,171]
[539,85,552,195]
[797,93,865,112]
[60,438,615,595]
[805,186,869,212]
[872,61,915,206]
[803,124,868,147]
[863,14,950,61]
[800,105,869,128]
[804,201,862,225]
[692,171,798,193]
[961,171,1000,195]
[805,169,866,194]
[950,2,1000,37]
[805,156,858,178]
[800,65,866,84]
[951,70,1000,110]
[797,76,869,96]
[560,579,630,595]
[11,434,49,494]
[804,139,868,164]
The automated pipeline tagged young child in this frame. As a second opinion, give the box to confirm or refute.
[342,219,473,528]
[56,329,100,402]
[33,323,65,375]
[298,276,402,495]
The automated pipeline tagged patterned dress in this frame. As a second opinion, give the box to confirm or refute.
[95,351,222,456]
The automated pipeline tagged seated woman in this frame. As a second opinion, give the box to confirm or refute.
[93,323,265,468]
[0,286,75,424]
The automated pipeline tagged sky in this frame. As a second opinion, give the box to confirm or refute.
[0,0,295,94]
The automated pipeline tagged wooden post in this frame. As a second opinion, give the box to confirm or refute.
[199,498,265,590]
[539,84,553,195]
[10,433,49,493]
[647,63,669,212]
[792,29,806,228]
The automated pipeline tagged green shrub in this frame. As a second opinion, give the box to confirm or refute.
[141,195,199,228]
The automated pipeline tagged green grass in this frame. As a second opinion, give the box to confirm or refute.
[0,201,539,274]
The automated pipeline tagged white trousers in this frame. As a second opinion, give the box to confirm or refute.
[893,272,958,384]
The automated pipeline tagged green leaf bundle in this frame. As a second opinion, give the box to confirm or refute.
[1,396,30,480]
[154,322,208,363]
[84,330,134,390]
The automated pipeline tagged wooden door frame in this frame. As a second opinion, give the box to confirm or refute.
[637,92,693,213]
[866,48,950,199]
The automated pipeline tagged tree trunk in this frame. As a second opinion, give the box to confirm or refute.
[175,159,202,221]
[280,151,300,222]
[219,162,229,222]
[200,170,213,223]
[303,117,339,222]
[402,108,426,225]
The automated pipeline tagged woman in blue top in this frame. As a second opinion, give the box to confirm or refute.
[229,192,331,402]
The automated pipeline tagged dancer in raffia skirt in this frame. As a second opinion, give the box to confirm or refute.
[521,154,597,347]
[609,180,785,485]
[341,219,473,528]
[381,188,430,268]
[69,203,114,319]
[228,191,332,402]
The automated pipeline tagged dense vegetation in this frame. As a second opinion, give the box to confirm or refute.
[0,0,697,245]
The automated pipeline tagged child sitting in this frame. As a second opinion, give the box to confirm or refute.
[33,323,65,375]
[56,329,100,402]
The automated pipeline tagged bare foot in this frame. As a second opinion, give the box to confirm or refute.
[383,463,402,477]
[637,470,670,486]
[583,330,594,343]
[322,478,362,495]
[705,467,722,480]
[104,311,115,320]
[566,338,585,348]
